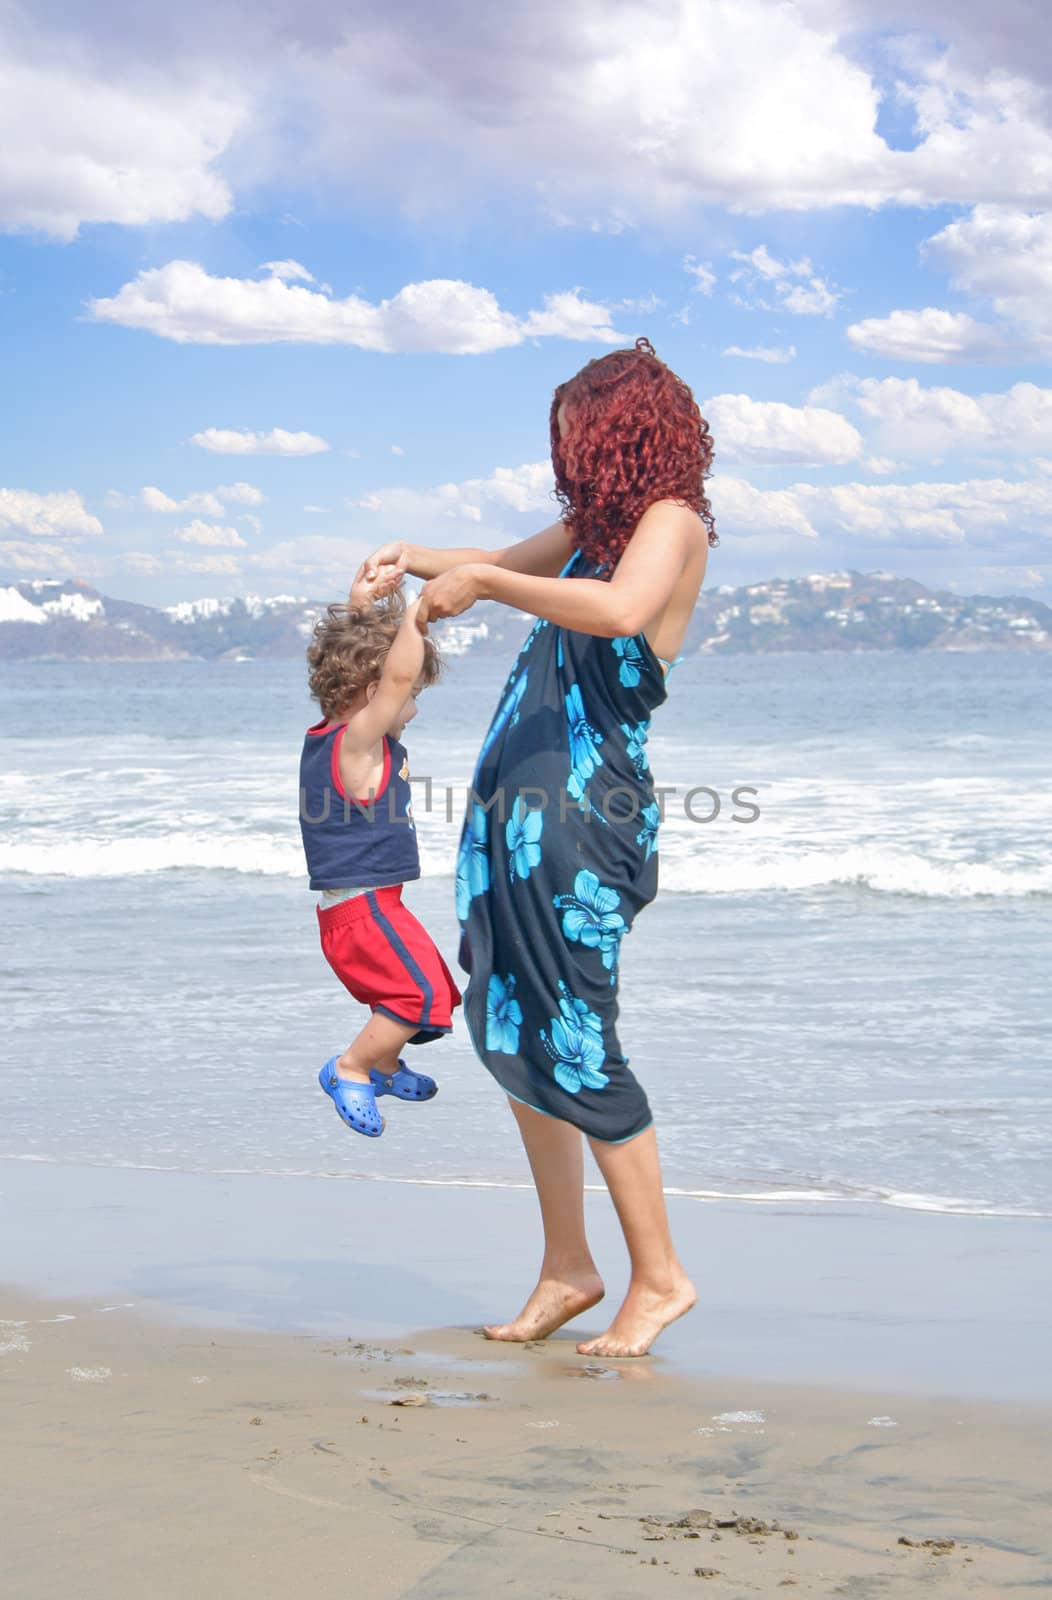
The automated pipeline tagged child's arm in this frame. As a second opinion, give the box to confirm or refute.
[349,557,405,610]
[341,600,427,751]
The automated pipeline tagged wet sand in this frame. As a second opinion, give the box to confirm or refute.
[3,1283,1051,1598]
[4,1155,1052,1594]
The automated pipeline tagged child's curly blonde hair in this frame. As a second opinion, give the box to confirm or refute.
[306,589,442,722]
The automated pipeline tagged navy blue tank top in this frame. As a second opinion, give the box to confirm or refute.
[299,721,419,891]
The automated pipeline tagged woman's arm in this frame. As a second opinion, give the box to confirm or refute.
[415,503,703,637]
[360,521,574,585]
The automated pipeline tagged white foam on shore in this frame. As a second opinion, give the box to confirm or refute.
[1,832,1049,898]
[2,1152,1047,1219]
[0,1320,31,1356]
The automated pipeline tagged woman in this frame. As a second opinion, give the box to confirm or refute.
[362,337,717,1356]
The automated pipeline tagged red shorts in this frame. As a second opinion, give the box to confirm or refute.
[317,885,462,1045]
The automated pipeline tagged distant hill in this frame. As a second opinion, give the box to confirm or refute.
[1,570,1050,662]
[689,570,1052,654]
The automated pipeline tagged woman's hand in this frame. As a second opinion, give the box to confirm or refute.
[360,540,411,581]
[415,564,485,631]
[349,551,407,608]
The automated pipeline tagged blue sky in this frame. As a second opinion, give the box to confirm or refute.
[3,0,1052,605]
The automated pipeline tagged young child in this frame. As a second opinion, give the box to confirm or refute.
[300,561,462,1138]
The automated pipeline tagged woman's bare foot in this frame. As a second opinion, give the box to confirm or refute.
[483,1272,605,1342]
[575,1271,696,1358]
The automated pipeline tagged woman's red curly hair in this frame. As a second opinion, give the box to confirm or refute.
[550,337,717,570]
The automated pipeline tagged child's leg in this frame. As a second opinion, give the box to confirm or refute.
[335,1010,418,1082]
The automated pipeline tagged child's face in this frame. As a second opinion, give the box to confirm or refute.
[387,682,424,740]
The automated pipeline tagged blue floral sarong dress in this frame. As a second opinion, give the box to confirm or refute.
[455,546,673,1144]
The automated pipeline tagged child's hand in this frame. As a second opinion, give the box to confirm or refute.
[349,555,406,609]
[362,540,410,579]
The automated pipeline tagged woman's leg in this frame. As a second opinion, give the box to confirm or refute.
[483,1097,605,1342]
[577,1125,696,1357]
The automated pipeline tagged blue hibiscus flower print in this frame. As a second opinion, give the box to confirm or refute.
[636,800,660,860]
[565,682,604,801]
[486,973,523,1054]
[612,635,644,687]
[541,983,609,1095]
[478,668,529,765]
[553,869,626,978]
[513,617,549,669]
[456,800,491,921]
[506,795,544,882]
[620,719,650,776]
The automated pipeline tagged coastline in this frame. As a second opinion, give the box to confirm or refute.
[4,1155,1051,1403]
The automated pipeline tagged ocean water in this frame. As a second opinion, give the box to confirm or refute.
[1,651,1049,1218]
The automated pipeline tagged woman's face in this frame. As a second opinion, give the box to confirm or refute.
[556,400,579,476]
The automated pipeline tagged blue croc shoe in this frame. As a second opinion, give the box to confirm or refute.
[370,1060,438,1102]
[319,1057,385,1138]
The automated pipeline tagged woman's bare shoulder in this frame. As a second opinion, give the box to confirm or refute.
[638,497,707,531]
[628,500,709,570]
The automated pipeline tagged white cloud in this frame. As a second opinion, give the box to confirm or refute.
[683,256,716,295]
[614,292,663,314]
[845,306,1022,363]
[846,205,1052,365]
[167,551,242,577]
[123,553,165,577]
[249,536,372,578]
[216,481,267,506]
[138,480,266,512]
[729,247,841,315]
[355,461,555,527]
[723,344,797,363]
[12,3,1052,246]
[923,206,1052,325]
[781,277,839,315]
[730,245,795,281]
[711,471,1052,550]
[190,427,330,456]
[709,476,821,540]
[804,0,1052,99]
[141,480,266,512]
[390,445,405,456]
[88,261,626,351]
[822,375,1052,458]
[0,488,102,538]
[142,486,223,516]
[702,394,864,465]
[259,260,317,283]
[0,540,82,574]
[520,290,625,344]
[0,51,242,240]
[174,520,247,548]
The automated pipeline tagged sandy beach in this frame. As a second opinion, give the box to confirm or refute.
[4,1281,1051,1598]
[4,1157,1052,1596]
